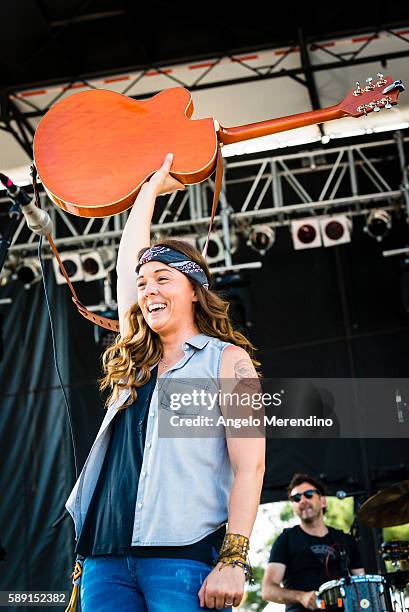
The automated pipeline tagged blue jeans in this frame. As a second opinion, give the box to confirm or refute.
[80,555,233,611]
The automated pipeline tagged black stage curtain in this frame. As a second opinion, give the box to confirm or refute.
[0,261,105,610]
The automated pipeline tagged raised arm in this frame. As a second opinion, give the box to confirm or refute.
[116,153,185,337]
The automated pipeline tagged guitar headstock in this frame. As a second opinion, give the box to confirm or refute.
[340,74,405,117]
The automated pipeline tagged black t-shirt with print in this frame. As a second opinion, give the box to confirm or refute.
[268,525,363,612]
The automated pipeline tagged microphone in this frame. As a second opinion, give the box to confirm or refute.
[335,488,369,499]
[0,172,53,236]
[335,490,348,499]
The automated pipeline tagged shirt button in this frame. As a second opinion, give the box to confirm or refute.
[137,502,142,508]
[150,412,155,418]
[141,471,146,478]
[146,442,151,448]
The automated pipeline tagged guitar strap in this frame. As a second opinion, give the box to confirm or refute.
[49,232,121,332]
[33,144,224,334]
[201,144,224,258]
[31,168,120,333]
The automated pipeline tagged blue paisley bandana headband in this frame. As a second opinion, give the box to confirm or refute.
[135,245,210,290]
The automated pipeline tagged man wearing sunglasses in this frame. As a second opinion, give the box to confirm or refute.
[261,473,364,611]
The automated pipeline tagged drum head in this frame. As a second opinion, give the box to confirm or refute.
[319,580,343,594]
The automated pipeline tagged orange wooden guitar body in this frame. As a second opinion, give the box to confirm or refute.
[33,78,403,218]
[34,88,218,217]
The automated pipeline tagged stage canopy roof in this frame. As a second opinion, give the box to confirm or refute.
[2,1,409,90]
[1,1,409,181]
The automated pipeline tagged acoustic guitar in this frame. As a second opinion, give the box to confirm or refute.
[33,75,404,219]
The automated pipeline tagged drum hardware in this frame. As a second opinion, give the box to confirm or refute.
[383,569,409,590]
[383,570,409,612]
[319,481,409,612]
[317,575,392,612]
[380,540,409,570]
[380,541,409,612]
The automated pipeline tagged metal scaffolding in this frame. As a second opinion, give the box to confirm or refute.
[2,22,409,159]
[1,133,407,263]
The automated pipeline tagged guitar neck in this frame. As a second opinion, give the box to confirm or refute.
[218,105,345,145]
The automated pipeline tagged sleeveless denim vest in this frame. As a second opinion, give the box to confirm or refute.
[65,333,235,546]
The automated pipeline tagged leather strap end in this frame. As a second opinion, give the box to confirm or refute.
[72,297,120,332]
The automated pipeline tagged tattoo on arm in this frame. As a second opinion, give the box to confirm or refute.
[234,359,260,392]
[234,359,254,379]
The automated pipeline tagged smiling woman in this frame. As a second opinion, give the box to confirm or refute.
[65,153,266,612]
[101,236,259,410]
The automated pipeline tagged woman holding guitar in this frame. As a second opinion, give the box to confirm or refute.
[65,153,265,611]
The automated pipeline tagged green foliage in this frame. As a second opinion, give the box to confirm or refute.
[279,502,293,523]
[244,565,268,610]
[324,497,354,533]
[383,523,409,541]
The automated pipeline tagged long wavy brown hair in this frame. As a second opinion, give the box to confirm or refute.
[99,238,261,409]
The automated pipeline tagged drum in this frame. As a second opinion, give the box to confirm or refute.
[317,579,345,608]
[317,575,391,612]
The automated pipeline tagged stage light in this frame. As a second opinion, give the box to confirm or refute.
[0,268,11,288]
[320,216,352,247]
[52,252,84,285]
[247,225,275,255]
[364,209,392,241]
[52,248,117,285]
[291,219,322,250]
[0,254,19,287]
[0,264,14,288]
[14,258,42,289]
[197,232,225,264]
[81,247,116,282]
[81,253,100,278]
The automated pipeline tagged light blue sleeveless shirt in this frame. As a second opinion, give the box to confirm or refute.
[65,333,235,546]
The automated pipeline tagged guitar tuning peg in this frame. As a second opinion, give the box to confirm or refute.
[353,81,363,96]
[364,77,375,91]
[376,73,387,87]
[366,77,373,83]
[381,96,393,109]
[368,101,380,113]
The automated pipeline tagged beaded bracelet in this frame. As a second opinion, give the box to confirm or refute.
[215,533,254,584]
[217,557,255,585]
